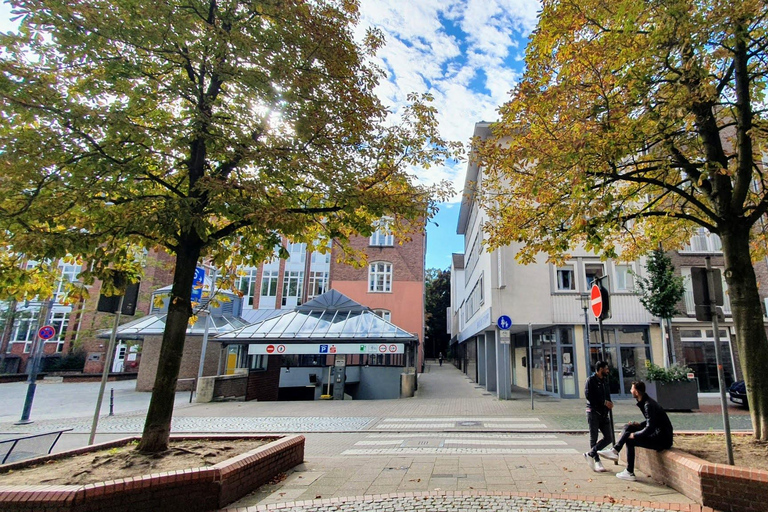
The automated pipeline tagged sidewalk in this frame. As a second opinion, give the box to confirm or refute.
[0,362,737,511]
[221,362,716,511]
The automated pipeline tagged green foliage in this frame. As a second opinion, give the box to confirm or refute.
[425,268,451,358]
[642,361,693,383]
[0,0,460,452]
[634,249,686,319]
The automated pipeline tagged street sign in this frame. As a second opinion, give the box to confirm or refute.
[590,284,603,318]
[497,315,512,330]
[499,330,511,344]
[191,267,205,303]
[38,325,56,340]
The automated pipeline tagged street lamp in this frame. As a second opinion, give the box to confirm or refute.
[578,293,592,364]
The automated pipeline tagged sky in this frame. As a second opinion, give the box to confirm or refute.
[0,0,542,270]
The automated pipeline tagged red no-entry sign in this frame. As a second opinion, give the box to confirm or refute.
[590,284,603,318]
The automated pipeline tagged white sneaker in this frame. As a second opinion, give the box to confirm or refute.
[616,469,637,481]
[594,460,607,472]
[597,447,620,461]
[583,453,595,471]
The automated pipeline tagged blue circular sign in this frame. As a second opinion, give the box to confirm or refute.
[38,325,56,340]
[497,315,512,330]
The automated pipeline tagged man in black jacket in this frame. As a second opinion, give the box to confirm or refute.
[584,361,613,472]
[598,380,674,481]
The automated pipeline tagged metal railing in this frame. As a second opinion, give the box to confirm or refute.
[0,429,72,465]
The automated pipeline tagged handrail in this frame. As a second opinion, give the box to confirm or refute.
[0,428,73,464]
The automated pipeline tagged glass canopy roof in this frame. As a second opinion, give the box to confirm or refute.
[217,290,417,342]
[99,314,248,339]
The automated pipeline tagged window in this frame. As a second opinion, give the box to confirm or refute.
[683,228,722,253]
[463,275,485,320]
[681,267,731,315]
[373,309,391,322]
[13,311,36,342]
[614,264,634,291]
[368,262,392,292]
[282,270,304,306]
[556,266,575,291]
[287,242,306,263]
[260,270,279,298]
[50,311,69,352]
[311,250,331,265]
[308,271,328,299]
[238,268,259,306]
[249,354,267,371]
[584,263,605,289]
[55,262,82,301]
[370,218,394,246]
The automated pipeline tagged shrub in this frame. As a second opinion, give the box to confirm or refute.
[642,360,693,383]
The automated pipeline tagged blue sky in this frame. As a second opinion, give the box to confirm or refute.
[0,0,541,271]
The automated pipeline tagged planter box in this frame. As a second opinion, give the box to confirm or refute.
[633,440,768,512]
[646,380,699,411]
[0,434,304,512]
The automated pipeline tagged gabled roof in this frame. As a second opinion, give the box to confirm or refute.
[217,290,417,342]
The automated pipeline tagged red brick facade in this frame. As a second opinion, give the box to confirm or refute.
[330,228,426,371]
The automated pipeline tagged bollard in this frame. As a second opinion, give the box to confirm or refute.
[109,388,114,416]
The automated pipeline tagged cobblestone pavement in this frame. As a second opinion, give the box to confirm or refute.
[224,493,691,512]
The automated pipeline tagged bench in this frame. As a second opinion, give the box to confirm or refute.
[0,429,72,465]
[634,444,768,512]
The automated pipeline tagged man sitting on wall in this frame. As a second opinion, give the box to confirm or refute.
[598,380,674,481]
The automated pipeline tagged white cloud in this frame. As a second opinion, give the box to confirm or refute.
[358,0,540,202]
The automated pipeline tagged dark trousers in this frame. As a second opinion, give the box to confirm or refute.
[614,423,672,473]
[586,410,612,460]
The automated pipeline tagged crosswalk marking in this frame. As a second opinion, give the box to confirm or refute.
[341,432,578,456]
[377,417,541,422]
[374,417,548,430]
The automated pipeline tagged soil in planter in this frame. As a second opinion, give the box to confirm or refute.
[0,438,268,486]
[674,434,768,471]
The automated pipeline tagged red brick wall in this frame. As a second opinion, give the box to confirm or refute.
[634,444,768,512]
[78,250,175,374]
[0,435,305,512]
[136,336,222,392]
[245,356,281,401]
[330,228,426,370]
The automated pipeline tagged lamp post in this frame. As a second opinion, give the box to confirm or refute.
[579,293,591,361]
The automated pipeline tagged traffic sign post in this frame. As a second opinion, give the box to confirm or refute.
[590,284,603,319]
[16,298,55,425]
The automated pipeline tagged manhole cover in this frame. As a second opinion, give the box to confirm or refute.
[457,421,482,427]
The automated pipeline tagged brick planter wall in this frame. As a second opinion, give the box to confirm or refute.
[634,445,768,512]
[0,434,304,512]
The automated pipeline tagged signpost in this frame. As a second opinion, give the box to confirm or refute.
[592,278,615,447]
[16,299,55,425]
[692,257,733,464]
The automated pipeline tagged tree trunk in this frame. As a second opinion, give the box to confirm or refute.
[720,225,768,440]
[137,241,202,453]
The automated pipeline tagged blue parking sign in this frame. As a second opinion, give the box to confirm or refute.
[319,345,329,353]
[191,267,205,302]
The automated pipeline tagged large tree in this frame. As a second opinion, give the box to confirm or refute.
[0,0,456,452]
[425,267,450,359]
[478,0,768,438]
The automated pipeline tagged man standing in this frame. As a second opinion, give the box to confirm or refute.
[597,380,674,481]
[584,361,613,472]
[438,352,444,366]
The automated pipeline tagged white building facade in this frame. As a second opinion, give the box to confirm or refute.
[449,123,665,399]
